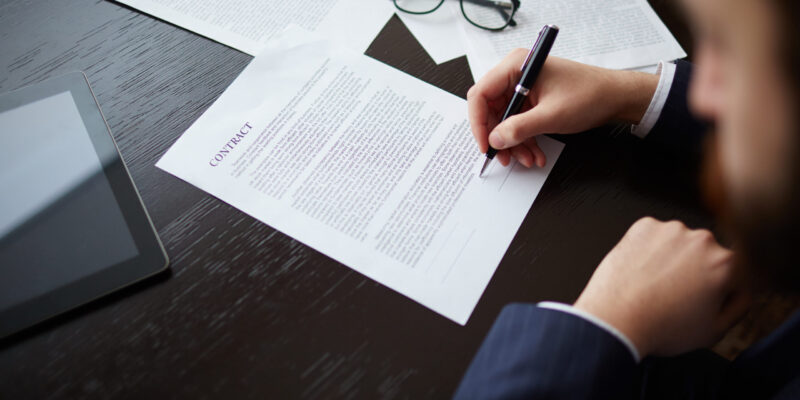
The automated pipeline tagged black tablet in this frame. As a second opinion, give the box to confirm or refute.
[0,72,168,338]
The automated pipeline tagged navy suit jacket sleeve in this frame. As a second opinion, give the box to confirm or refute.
[644,60,710,153]
[454,304,639,399]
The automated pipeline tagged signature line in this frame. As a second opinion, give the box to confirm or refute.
[441,229,476,284]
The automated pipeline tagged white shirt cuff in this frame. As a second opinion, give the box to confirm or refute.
[537,301,641,363]
[631,60,677,138]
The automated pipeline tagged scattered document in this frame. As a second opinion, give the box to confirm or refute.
[117,0,395,55]
[459,0,686,80]
[118,0,467,64]
[157,27,564,325]
[116,0,680,80]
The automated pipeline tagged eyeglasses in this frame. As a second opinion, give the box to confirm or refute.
[394,0,521,31]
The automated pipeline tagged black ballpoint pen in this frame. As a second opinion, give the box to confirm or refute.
[478,24,559,177]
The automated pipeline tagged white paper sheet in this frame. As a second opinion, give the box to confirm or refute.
[117,0,395,54]
[156,27,564,325]
[398,6,467,64]
[460,0,686,80]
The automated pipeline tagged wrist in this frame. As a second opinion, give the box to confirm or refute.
[573,295,652,357]
[609,69,659,125]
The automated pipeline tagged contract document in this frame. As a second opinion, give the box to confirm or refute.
[459,0,686,80]
[157,27,564,325]
[116,0,395,55]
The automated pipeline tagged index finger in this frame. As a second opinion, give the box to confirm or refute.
[467,87,491,153]
[467,49,528,153]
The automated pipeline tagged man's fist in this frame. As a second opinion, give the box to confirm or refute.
[574,217,751,357]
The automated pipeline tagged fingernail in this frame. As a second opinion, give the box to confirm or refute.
[489,132,505,149]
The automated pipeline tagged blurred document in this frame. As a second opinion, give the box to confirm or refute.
[157,27,563,325]
[461,0,686,79]
[117,0,395,54]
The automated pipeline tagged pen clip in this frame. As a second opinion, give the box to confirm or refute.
[520,25,547,71]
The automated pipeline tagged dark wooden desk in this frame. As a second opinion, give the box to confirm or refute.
[0,1,705,398]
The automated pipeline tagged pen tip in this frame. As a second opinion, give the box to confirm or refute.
[478,158,491,178]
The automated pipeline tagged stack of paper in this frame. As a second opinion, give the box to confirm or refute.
[118,0,395,55]
[119,0,685,79]
[456,0,686,79]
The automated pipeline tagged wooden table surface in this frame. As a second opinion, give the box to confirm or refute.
[0,1,706,398]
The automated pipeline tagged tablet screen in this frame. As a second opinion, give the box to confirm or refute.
[0,91,139,311]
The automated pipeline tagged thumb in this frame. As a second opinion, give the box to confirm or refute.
[488,105,555,150]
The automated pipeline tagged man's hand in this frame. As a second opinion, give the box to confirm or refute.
[574,217,751,357]
[467,52,658,167]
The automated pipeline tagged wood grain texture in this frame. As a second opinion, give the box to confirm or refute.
[0,1,703,398]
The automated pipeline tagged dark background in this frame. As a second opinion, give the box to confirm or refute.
[0,1,704,398]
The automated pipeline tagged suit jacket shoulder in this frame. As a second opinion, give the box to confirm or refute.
[454,304,638,399]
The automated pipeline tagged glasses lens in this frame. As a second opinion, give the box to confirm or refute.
[394,0,444,14]
[462,0,516,30]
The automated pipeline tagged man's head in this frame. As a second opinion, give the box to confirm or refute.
[682,0,799,291]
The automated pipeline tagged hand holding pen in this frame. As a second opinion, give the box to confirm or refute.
[468,25,661,175]
[477,25,559,177]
